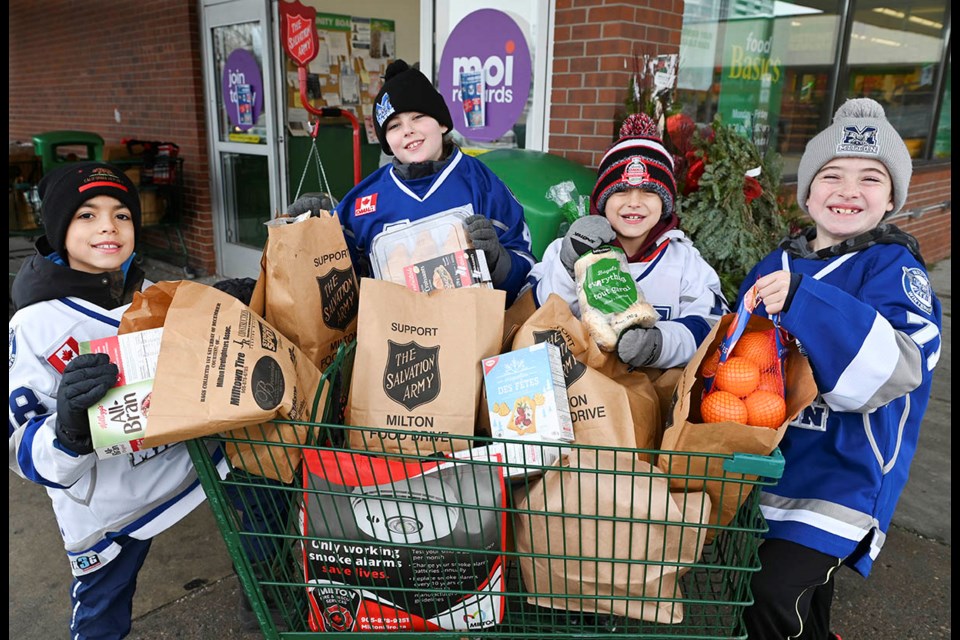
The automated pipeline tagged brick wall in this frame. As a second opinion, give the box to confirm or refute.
[550,0,683,168]
[886,164,952,266]
[9,0,216,276]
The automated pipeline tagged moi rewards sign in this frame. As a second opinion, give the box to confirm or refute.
[437,9,531,142]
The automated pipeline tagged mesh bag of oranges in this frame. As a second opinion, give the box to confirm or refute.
[699,325,788,429]
[698,286,789,429]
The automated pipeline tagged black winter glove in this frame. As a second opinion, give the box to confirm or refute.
[464,214,512,287]
[559,216,616,278]
[616,326,663,368]
[55,353,119,455]
[214,277,258,306]
[285,192,335,217]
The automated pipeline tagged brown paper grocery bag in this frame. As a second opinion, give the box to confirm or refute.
[501,287,538,350]
[658,313,818,532]
[250,212,359,372]
[512,294,662,457]
[234,213,358,479]
[347,277,505,456]
[515,449,712,623]
[118,280,180,334]
[133,282,325,471]
[121,281,322,483]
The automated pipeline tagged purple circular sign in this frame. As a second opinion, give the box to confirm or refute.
[221,49,264,131]
[438,9,532,142]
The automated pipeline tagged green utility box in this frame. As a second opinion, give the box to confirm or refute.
[476,148,595,260]
[32,131,104,175]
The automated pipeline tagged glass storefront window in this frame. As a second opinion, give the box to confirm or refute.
[212,22,269,144]
[677,0,950,176]
[220,152,270,248]
[843,0,948,158]
[933,59,951,158]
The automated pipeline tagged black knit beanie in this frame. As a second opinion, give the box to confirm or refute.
[37,161,142,256]
[373,60,454,155]
[591,113,677,219]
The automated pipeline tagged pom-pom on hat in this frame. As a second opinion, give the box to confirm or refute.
[373,59,454,155]
[37,161,142,257]
[797,97,912,218]
[591,113,677,218]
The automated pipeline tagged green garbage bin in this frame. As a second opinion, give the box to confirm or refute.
[475,148,595,260]
[32,130,104,175]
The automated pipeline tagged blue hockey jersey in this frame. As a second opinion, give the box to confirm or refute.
[739,237,942,576]
[334,148,535,305]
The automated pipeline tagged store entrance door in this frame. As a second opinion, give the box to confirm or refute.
[201,0,282,277]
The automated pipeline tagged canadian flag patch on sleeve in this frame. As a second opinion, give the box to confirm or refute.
[354,193,378,216]
[47,337,80,374]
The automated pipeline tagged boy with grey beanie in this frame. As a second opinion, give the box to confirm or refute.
[737,98,942,639]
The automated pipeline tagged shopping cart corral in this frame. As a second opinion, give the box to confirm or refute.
[187,344,783,639]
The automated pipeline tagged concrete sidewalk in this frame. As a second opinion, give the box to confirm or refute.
[8,234,951,639]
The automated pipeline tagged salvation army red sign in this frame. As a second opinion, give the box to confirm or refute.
[437,9,532,142]
[279,0,318,66]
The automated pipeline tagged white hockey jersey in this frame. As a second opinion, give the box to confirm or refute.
[524,229,729,368]
[9,291,228,576]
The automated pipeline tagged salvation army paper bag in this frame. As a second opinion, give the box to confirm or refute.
[347,278,505,457]
[516,449,712,623]
[249,211,359,372]
[131,281,325,457]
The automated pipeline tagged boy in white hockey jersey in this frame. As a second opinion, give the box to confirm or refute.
[740,98,942,640]
[524,112,729,369]
[8,162,228,640]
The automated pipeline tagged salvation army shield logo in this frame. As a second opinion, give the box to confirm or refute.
[279,0,318,66]
[383,340,440,411]
[533,329,586,386]
[317,267,359,331]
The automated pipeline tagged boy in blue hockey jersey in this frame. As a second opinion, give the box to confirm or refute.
[290,59,535,306]
[524,112,729,369]
[8,162,229,639]
[740,98,943,639]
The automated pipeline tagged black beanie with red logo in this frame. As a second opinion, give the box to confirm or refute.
[37,161,142,256]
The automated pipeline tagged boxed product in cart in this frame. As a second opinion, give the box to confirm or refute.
[301,448,507,632]
[482,342,574,444]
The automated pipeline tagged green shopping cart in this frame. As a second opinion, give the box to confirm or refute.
[186,343,783,639]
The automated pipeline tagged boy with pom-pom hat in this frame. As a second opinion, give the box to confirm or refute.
[522,112,730,370]
[738,98,942,639]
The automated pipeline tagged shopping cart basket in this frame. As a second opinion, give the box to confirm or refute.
[186,342,784,639]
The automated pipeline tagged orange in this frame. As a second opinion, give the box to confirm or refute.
[700,349,721,379]
[757,371,784,395]
[744,390,787,428]
[701,390,748,423]
[732,330,779,371]
[714,356,760,397]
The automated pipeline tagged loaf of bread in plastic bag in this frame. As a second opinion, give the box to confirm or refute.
[575,246,659,351]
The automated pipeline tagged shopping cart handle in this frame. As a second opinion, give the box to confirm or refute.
[722,447,785,479]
